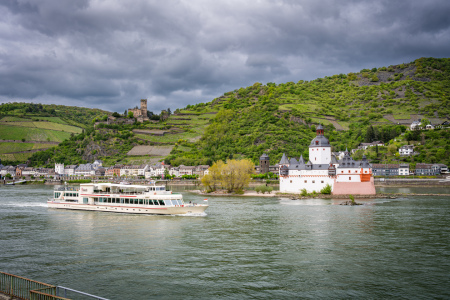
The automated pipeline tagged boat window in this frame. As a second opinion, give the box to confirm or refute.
[83,198,88,204]
[158,200,165,206]
[177,200,183,205]
[125,199,129,204]
[153,200,159,205]
[139,199,143,205]
[165,200,173,206]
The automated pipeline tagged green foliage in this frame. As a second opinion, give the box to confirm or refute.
[66,179,92,183]
[181,175,198,179]
[320,184,332,194]
[349,195,355,204]
[255,185,273,194]
[300,188,308,197]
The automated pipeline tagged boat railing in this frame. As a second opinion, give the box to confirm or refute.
[0,271,68,300]
[0,271,109,300]
[54,186,79,192]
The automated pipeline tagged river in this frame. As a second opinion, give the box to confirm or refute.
[0,185,449,299]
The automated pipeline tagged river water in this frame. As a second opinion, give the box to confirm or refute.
[0,185,449,299]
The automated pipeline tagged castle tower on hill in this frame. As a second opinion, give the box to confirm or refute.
[140,99,147,113]
[128,99,149,122]
[279,125,376,195]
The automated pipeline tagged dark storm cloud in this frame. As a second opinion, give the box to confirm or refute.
[0,0,449,113]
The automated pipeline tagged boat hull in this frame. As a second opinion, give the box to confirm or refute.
[47,201,208,215]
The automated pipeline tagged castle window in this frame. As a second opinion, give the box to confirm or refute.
[304,180,307,183]
[290,180,292,183]
[321,181,324,183]
[349,177,351,180]
[312,180,315,183]
[316,141,319,145]
[365,171,367,173]
[341,171,343,173]
[355,171,358,173]
[348,170,351,173]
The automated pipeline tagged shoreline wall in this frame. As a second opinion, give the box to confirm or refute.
[332,177,376,195]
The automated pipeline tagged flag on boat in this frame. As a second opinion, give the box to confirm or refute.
[204,199,208,201]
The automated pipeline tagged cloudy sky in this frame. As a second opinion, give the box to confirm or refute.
[0,0,449,113]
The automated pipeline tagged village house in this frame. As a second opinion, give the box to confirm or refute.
[415,163,437,175]
[1,166,16,177]
[357,141,385,151]
[144,163,168,178]
[64,165,77,176]
[179,165,196,176]
[372,164,410,176]
[75,163,95,176]
[170,166,180,177]
[22,167,36,177]
[194,165,210,177]
[410,120,421,130]
[399,145,415,156]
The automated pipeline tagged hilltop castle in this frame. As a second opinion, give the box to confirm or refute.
[279,125,376,195]
[128,99,149,122]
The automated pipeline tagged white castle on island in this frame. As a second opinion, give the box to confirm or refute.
[279,125,376,195]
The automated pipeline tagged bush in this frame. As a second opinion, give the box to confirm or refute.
[300,188,308,196]
[320,184,332,194]
[255,185,273,194]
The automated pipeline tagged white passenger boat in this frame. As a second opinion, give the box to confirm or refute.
[48,182,208,215]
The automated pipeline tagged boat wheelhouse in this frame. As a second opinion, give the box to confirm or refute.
[48,182,208,215]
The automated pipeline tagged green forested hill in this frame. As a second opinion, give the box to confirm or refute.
[0,103,109,164]
[165,57,450,166]
[24,57,450,168]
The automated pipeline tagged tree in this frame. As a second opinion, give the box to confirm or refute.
[387,144,397,155]
[365,125,375,142]
[421,118,430,127]
[201,160,225,192]
[127,111,134,118]
[202,159,254,193]
[220,159,254,192]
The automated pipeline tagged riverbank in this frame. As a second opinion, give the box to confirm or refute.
[194,189,450,199]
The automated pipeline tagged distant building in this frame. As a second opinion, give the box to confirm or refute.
[357,141,384,151]
[372,164,400,176]
[399,145,415,156]
[128,99,149,122]
[259,153,270,174]
[414,163,443,175]
[55,163,64,175]
[410,120,421,130]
